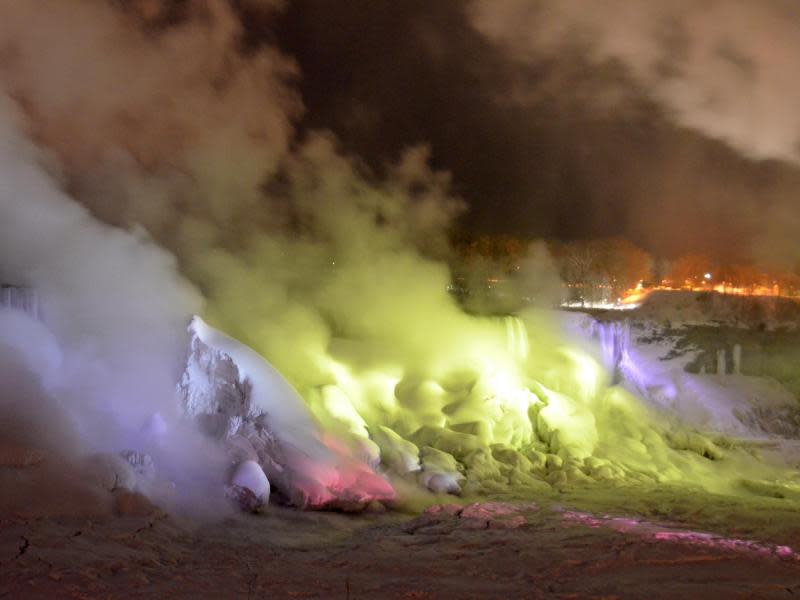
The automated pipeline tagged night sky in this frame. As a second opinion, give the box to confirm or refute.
[260,0,800,265]
[2,0,797,265]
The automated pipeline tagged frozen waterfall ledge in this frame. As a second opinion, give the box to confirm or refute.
[179,316,395,511]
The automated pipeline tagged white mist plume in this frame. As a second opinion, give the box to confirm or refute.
[1,0,793,509]
[0,0,298,243]
[0,0,470,506]
[0,94,237,510]
[469,0,800,266]
[470,0,800,165]
[0,0,468,386]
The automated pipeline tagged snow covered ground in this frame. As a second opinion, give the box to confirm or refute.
[573,290,800,440]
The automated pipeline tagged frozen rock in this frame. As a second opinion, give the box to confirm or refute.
[665,430,724,460]
[225,484,263,513]
[231,460,270,499]
[418,446,464,495]
[410,425,483,460]
[536,387,597,460]
[371,425,421,474]
[420,446,459,473]
[227,460,270,512]
[462,448,505,483]
[732,344,742,375]
[178,317,395,510]
[491,445,533,470]
[226,421,285,477]
[419,472,461,495]
[525,448,547,470]
[449,420,491,442]
[564,463,592,484]
[177,324,254,440]
[546,470,568,487]
[717,348,727,375]
[317,385,369,439]
[545,453,563,470]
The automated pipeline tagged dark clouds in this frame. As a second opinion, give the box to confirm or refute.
[270,0,800,265]
[1,0,798,265]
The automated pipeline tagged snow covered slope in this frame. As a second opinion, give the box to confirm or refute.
[179,317,395,510]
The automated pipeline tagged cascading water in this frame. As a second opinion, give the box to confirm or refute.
[587,319,631,384]
[584,317,668,402]
[0,284,40,320]
[501,315,531,362]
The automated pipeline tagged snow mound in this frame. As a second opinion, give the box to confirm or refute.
[227,459,270,511]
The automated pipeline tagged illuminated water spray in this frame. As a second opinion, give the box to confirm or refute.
[278,306,799,500]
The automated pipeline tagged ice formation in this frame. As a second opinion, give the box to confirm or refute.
[0,285,40,320]
[179,316,395,510]
[176,305,800,509]
[581,309,800,440]
[5,285,797,516]
[228,460,271,511]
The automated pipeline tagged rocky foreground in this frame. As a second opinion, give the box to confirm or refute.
[3,296,800,597]
[2,487,800,599]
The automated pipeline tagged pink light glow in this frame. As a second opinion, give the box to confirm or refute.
[559,509,800,561]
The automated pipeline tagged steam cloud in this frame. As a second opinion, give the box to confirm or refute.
[0,0,467,381]
[0,93,234,515]
[1,0,795,514]
[468,0,800,266]
[470,0,800,165]
[0,0,471,490]
[0,93,199,441]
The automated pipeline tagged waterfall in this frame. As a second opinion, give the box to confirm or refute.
[503,315,530,362]
[584,318,676,405]
[0,285,41,320]
[588,319,631,383]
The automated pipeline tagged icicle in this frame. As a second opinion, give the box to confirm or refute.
[732,344,741,375]
[589,319,630,382]
[716,348,726,376]
[0,284,41,320]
